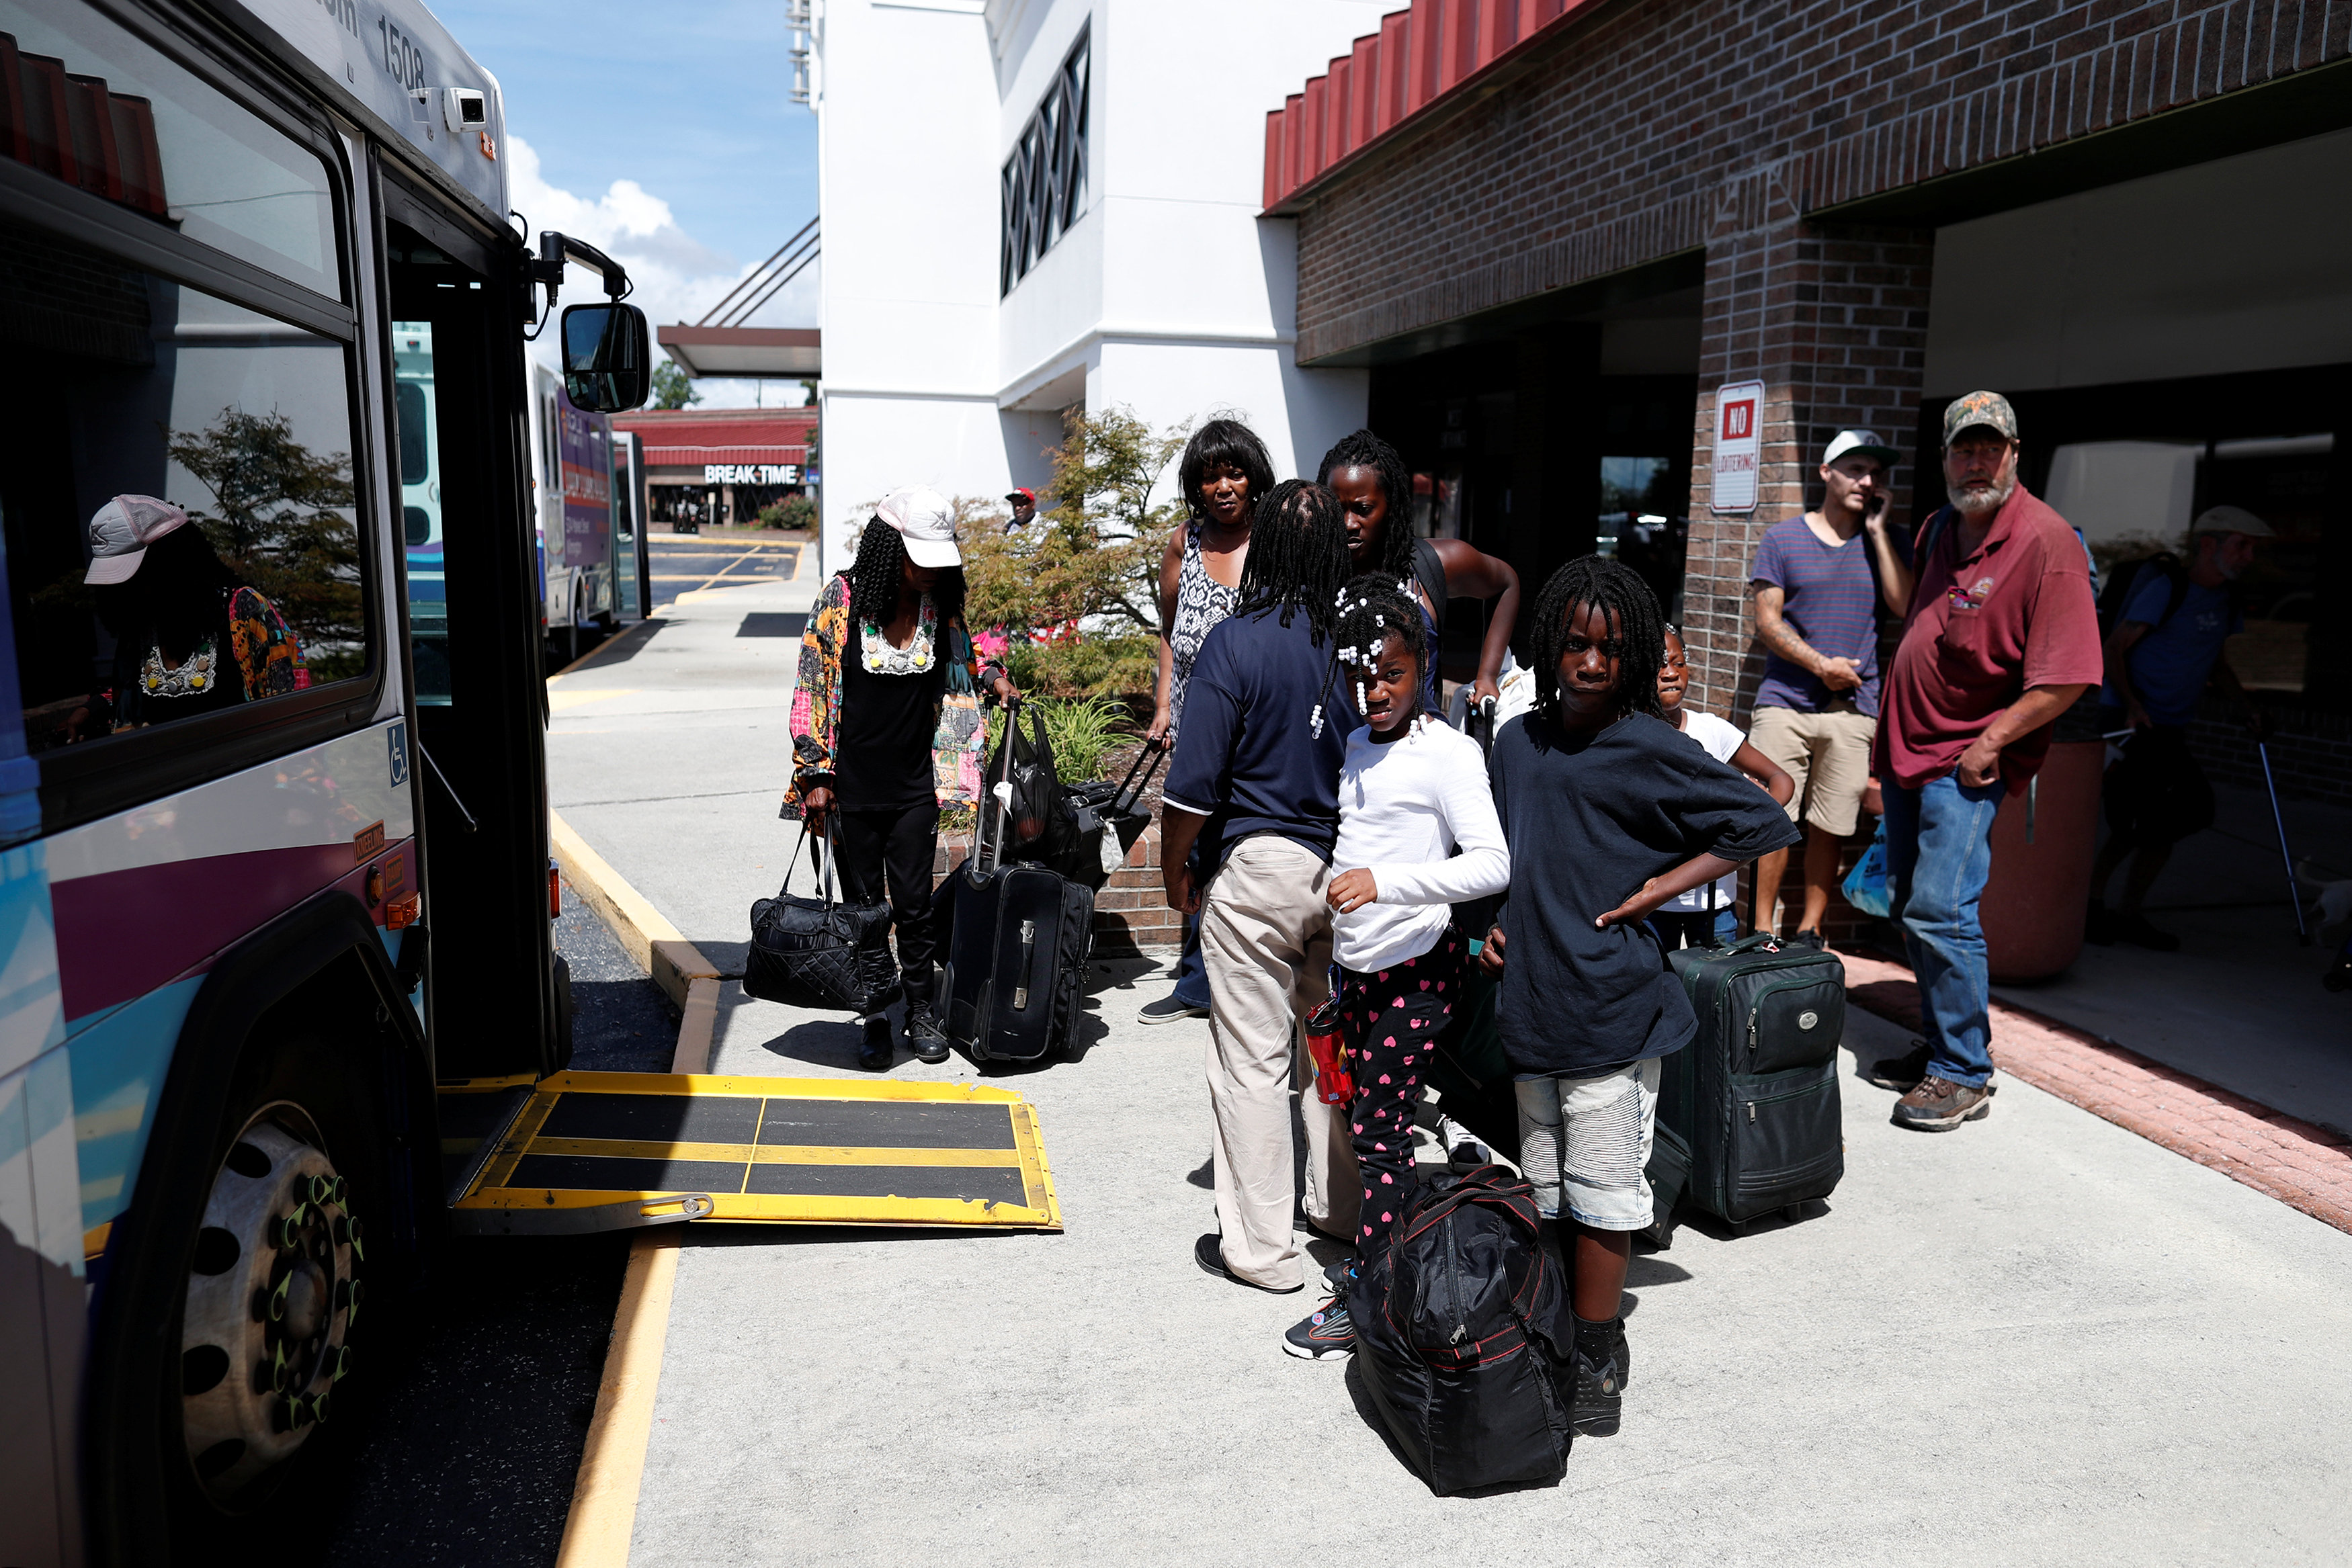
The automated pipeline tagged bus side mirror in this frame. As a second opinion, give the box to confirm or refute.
[560,303,650,412]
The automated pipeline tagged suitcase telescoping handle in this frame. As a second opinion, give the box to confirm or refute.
[1111,739,1167,815]
[977,693,1023,876]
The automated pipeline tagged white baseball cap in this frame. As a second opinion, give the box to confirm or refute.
[1821,429,1900,468]
[85,494,190,584]
[875,485,962,568]
[2187,504,2275,540]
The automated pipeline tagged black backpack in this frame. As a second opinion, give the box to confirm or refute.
[2095,552,2191,638]
[1349,1167,1575,1495]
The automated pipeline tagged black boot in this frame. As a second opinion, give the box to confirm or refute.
[1570,1313,1627,1438]
[855,1016,895,1072]
[903,996,949,1065]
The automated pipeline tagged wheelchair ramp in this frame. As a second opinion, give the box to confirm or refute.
[444,1072,1062,1233]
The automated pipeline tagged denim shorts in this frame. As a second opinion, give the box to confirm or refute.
[1513,1058,1662,1231]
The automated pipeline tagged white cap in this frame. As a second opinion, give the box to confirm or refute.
[2187,504,2275,540]
[85,495,190,584]
[1821,429,1900,468]
[875,485,962,568]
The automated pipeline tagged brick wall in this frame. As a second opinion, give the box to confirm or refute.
[1290,1,2351,363]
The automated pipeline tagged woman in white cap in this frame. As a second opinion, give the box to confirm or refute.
[785,486,1018,1070]
[73,495,308,738]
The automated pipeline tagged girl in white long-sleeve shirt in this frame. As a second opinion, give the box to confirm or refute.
[1284,575,1509,1361]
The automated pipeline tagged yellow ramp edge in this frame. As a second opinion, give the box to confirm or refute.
[445,1072,1064,1232]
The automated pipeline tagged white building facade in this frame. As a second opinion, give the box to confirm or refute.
[811,0,1387,563]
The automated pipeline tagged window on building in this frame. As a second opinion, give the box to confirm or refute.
[1000,28,1089,296]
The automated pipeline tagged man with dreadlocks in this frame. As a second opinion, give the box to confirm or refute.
[785,486,1017,1072]
[1318,429,1521,715]
[1478,557,1798,1437]
[1162,480,1363,1295]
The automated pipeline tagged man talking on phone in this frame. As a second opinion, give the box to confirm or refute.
[1746,429,1915,943]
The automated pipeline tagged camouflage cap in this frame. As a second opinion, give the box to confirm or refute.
[1942,390,2018,446]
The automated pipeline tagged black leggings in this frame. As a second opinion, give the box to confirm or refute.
[833,803,939,1016]
[1335,928,1468,1254]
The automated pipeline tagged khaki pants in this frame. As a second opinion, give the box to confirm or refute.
[1747,702,1876,839]
[1200,834,1351,1290]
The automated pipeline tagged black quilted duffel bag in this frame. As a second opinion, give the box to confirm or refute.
[743,820,900,1015]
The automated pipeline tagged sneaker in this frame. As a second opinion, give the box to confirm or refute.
[1892,1074,1994,1131]
[1788,929,1826,951]
[2113,912,2181,952]
[855,1016,895,1072]
[1282,1295,1355,1360]
[1865,1040,1932,1092]
[1435,1113,1488,1168]
[1138,994,1210,1025]
[904,1008,950,1065]
[1570,1336,1626,1437]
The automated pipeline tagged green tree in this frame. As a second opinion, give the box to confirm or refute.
[167,407,361,672]
[961,404,1187,700]
[650,361,702,410]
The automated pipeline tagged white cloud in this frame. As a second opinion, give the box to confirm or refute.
[509,134,816,409]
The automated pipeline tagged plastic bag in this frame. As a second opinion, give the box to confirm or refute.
[1841,820,1892,918]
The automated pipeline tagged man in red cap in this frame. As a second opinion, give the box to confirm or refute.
[1003,488,1037,533]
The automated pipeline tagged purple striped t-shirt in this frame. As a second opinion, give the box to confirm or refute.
[1750,517,1882,717]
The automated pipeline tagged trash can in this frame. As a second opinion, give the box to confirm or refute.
[1981,740,2104,983]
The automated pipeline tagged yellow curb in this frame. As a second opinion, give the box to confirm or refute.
[555,1229,678,1568]
[548,813,726,1567]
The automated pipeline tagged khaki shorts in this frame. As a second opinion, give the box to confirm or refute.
[1749,703,1876,839]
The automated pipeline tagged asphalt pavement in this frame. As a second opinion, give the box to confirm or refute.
[316,887,676,1566]
[538,562,2352,1565]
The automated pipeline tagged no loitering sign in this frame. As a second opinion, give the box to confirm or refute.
[1711,380,1764,513]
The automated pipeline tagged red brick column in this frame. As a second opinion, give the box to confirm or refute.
[1682,173,1935,722]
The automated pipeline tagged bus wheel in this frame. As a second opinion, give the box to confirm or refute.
[177,1105,362,1505]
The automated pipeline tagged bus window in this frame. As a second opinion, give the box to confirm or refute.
[0,1,341,299]
[0,216,370,755]
[393,321,450,703]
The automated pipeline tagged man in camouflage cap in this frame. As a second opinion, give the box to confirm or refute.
[1866,390,2103,1131]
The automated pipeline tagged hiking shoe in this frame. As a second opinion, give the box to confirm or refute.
[1193,1233,1302,1294]
[1892,1074,1994,1131]
[855,1017,895,1072]
[2113,912,2181,952]
[1570,1338,1626,1438]
[1138,995,1210,1025]
[904,1008,950,1064]
[1282,1295,1355,1360]
[1435,1112,1488,1168]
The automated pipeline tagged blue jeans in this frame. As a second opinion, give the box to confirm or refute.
[1171,842,1212,1009]
[1881,773,2006,1088]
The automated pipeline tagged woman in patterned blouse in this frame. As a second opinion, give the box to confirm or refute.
[786,486,1016,1071]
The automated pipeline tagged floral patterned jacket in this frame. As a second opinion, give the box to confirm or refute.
[783,572,1004,818]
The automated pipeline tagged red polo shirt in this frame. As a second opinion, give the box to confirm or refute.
[1877,486,2103,795]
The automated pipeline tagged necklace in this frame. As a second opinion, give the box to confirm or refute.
[141,636,220,699]
[859,594,937,674]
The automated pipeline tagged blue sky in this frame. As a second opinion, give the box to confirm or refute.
[437,0,819,403]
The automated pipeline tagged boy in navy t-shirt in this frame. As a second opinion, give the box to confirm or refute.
[2089,506,2274,951]
[1481,559,1798,1438]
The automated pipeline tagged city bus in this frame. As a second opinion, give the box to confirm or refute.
[0,0,654,1559]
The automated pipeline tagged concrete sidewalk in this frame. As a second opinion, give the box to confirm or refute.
[548,582,2352,1565]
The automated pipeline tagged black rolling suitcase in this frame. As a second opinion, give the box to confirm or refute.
[1647,930,1847,1237]
[937,707,1095,1064]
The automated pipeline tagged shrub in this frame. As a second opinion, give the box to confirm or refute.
[984,694,1134,783]
[759,494,815,530]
